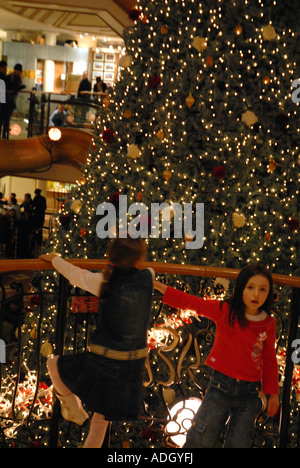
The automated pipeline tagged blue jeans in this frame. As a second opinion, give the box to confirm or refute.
[184,370,261,448]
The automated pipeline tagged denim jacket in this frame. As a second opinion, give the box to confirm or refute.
[90,267,153,351]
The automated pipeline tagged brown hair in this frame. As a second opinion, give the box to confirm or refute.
[99,237,146,300]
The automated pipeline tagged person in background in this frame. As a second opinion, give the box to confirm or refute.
[0,192,8,209]
[0,210,11,256]
[8,196,21,219]
[77,71,91,100]
[20,193,33,222]
[5,64,25,138]
[49,104,67,127]
[93,76,107,93]
[76,71,91,123]
[32,188,47,248]
[9,192,16,204]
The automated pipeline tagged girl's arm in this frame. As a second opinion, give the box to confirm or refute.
[267,394,280,417]
[153,281,167,294]
[39,254,103,297]
[261,318,279,395]
[154,282,222,321]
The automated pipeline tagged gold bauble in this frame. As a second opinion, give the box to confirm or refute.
[235,25,243,35]
[156,129,164,139]
[102,95,111,108]
[185,92,195,108]
[163,168,172,181]
[123,110,132,119]
[262,24,277,41]
[192,36,207,52]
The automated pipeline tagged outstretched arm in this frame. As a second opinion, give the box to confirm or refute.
[153,281,222,320]
[39,254,103,296]
[153,280,168,294]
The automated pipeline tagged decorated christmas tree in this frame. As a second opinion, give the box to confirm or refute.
[49,0,300,448]
[54,0,299,278]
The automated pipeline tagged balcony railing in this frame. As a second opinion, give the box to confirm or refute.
[27,91,107,138]
[0,259,299,448]
[1,90,108,141]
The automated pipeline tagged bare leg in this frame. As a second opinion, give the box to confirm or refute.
[83,413,109,448]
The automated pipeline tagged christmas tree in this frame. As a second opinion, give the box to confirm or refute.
[49,0,300,448]
[54,0,299,278]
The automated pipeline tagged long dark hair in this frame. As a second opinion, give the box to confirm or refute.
[226,263,274,328]
[99,236,146,300]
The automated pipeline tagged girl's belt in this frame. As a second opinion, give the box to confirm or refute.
[88,344,148,360]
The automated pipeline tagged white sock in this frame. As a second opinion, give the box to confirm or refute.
[47,355,72,396]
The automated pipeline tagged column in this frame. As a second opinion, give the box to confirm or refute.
[43,33,57,92]
[0,29,7,59]
[43,60,55,92]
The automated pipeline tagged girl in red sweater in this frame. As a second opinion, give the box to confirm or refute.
[154,263,279,448]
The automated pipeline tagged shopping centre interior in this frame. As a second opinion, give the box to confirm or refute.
[0,0,133,254]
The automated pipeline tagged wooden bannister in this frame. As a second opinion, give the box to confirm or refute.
[0,258,300,288]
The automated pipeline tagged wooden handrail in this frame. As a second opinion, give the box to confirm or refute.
[1,258,300,288]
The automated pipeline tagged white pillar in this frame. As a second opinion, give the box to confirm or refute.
[43,59,55,92]
[43,33,57,92]
[45,33,57,47]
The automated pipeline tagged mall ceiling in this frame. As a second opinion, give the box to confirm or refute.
[0,0,135,46]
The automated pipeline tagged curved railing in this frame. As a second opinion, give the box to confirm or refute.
[1,258,300,287]
[0,259,299,448]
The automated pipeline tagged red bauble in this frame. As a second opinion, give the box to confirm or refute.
[80,228,87,238]
[207,56,213,66]
[149,74,161,89]
[102,128,114,143]
[30,295,40,306]
[212,165,226,179]
[29,441,41,448]
[109,192,120,206]
[129,9,142,21]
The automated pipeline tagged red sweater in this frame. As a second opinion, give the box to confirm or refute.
[163,287,279,395]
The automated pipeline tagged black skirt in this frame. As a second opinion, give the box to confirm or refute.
[57,352,146,420]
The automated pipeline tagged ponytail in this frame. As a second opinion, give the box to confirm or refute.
[99,263,114,300]
[98,237,146,300]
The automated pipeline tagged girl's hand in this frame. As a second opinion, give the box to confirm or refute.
[153,281,168,294]
[267,394,280,417]
[39,253,59,262]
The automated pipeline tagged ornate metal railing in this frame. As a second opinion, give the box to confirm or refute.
[26,91,107,138]
[0,259,299,448]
